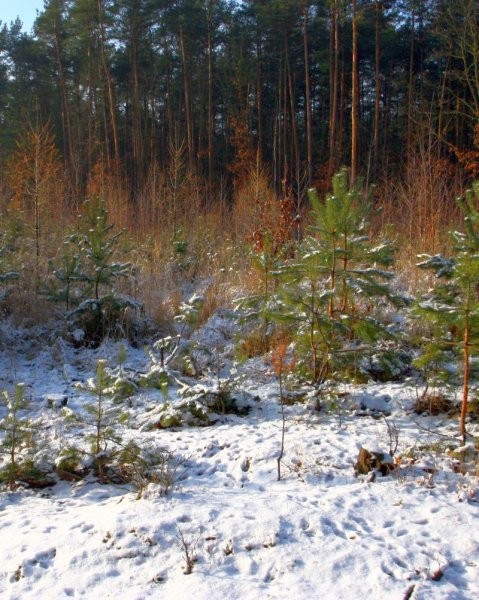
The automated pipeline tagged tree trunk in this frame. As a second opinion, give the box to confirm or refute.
[207,7,214,194]
[329,1,339,179]
[351,0,359,185]
[303,2,313,186]
[97,0,119,168]
[53,23,77,196]
[256,32,264,163]
[129,13,143,191]
[285,36,300,209]
[372,0,382,183]
[461,284,471,445]
[407,11,415,153]
[179,25,195,172]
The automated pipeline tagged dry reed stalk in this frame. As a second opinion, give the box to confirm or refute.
[373,150,463,290]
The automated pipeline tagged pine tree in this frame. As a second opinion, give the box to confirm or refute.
[0,384,36,490]
[0,234,19,292]
[415,181,479,443]
[62,199,139,345]
[45,232,90,309]
[273,169,404,382]
[80,198,131,300]
[76,359,121,482]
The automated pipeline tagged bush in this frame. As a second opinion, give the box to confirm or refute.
[414,393,455,416]
[0,384,41,490]
[67,294,143,347]
[270,169,407,383]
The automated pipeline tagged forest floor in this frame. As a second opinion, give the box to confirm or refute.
[0,313,478,600]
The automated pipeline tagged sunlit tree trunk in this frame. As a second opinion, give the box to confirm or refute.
[329,1,340,179]
[207,3,214,193]
[285,35,300,207]
[179,24,195,172]
[372,0,382,183]
[351,0,359,185]
[302,1,312,186]
[97,0,119,167]
[407,10,415,153]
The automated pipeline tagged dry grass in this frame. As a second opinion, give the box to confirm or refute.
[373,150,463,293]
[232,166,282,244]
[414,393,456,416]
[0,149,469,328]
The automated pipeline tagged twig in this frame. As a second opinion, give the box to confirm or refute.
[176,527,198,575]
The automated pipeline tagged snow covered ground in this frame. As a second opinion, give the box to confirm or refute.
[0,317,478,600]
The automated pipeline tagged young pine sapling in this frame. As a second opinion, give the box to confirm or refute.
[272,169,405,383]
[272,342,296,481]
[76,359,122,481]
[0,384,36,490]
[80,199,131,300]
[415,181,479,444]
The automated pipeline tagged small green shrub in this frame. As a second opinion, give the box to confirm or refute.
[267,169,406,383]
[414,181,479,442]
[55,446,88,481]
[68,295,143,347]
[116,441,184,497]
[156,413,183,429]
[75,359,122,481]
[0,384,40,490]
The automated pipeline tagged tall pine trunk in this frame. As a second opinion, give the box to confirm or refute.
[97,0,119,168]
[303,2,312,186]
[329,2,340,179]
[351,0,359,185]
[372,0,382,183]
[179,25,195,172]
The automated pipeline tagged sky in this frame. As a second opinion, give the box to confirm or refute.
[0,0,44,32]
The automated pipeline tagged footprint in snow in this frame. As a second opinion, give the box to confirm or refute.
[320,517,347,539]
[177,514,192,523]
[249,559,259,575]
[383,520,394,528]
[20,548,57,578]
[209,509,220,520]
[42,525,56,533]
[263,567,276,583]
[420,530,431,538]
[346,514,372,535]
[299,517,309,530]
[392,556,408,569]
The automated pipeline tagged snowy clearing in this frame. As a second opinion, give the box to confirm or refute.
[0,318,478,600]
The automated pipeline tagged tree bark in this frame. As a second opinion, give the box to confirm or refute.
[285,35,300,208]
[207,3,214,193]
[329,1,340,179]
[302,2,313,186]
[179,24,195,172]
[372,0,382,183]
[97,0,119,168]
[407,10,415,153]
[351,0,359,185]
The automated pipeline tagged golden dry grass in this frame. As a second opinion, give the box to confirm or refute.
[0,158,470,327]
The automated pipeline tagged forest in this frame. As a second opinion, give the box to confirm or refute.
[0,0,477,197]
[1,1,478,312]
[0,2,479,599]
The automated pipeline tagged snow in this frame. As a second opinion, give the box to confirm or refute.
[0,317,478,600]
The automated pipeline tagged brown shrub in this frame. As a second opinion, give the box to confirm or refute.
[414,393,455,416]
